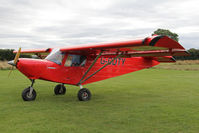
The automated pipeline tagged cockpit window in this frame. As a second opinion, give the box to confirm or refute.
[45,48,64,65]
[64,54,86,67]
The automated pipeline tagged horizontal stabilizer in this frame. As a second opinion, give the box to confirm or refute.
[153,56,176,62]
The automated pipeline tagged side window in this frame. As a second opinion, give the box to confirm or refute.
[64,55,73,66]
[64,54,86,67]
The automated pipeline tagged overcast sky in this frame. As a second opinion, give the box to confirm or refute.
[0,0,198,50]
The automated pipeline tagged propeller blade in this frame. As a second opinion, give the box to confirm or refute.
[8,47,21,77]
[14,47,21,64]
[8,66,14,77]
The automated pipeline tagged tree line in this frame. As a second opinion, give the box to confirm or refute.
[0,49,31,61]
[0,48,199,61]
[174,48,199,60]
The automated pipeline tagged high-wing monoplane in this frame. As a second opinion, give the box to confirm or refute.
[8,35,189,101]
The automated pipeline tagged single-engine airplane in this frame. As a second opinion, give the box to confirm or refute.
[8,35,189,101]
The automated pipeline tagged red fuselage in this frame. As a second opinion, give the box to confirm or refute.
[16,54,159,85]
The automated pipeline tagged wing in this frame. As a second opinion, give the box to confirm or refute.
[15,35,188,59]
[14,48,52,59]
[59,35,189,57]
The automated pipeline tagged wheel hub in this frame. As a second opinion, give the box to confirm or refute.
[59,88,63,93]
[26,92,33,98]
[82,92,88,99]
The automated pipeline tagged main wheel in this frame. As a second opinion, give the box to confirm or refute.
[54,84,66,95]
[78,88,91,101]
[22,87,37,101]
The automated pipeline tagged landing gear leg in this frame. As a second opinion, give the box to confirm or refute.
[77,85,91,101]
[77,53,120,101]
[22,79,37,101]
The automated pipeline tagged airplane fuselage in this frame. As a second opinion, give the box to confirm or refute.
[16,55,159,85]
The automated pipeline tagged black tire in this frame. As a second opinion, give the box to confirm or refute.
[78,88,91,101]
[22,87,37,101]
[54,84,66,95]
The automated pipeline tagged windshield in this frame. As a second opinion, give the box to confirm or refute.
[45,48,64,65]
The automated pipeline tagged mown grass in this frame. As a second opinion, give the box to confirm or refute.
[0,69,199,133]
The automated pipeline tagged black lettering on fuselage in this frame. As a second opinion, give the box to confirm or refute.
[118,58,121,65]
[121,58,126,64]
[100,57,126,66]
[101,58,105,64]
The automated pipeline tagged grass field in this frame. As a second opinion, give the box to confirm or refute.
[0,61,12,70]
[154,60,199,71]
[0,69,199,133]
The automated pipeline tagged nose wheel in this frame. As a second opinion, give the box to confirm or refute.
[22,79,37,101]
[54,84,66,95]
[78,88,91,101]
[22,87,37,101]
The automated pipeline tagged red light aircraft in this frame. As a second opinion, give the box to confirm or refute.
[8,35,188,101]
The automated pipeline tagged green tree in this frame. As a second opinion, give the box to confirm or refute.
[0,49,15,61]
[152,28,179,42]
[0,49,31,61]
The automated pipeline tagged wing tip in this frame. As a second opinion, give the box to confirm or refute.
[142,35,165,46]
[143,35,185,50]
[149,35,165,46]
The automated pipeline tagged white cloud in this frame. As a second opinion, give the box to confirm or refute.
[0,0,198,49]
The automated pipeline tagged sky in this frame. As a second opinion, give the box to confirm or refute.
[0,0,198,50]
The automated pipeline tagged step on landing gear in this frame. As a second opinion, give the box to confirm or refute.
[22,79,37,101]
[77,85,91,101]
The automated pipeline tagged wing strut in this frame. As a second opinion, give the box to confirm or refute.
[78,52,102,85]
[78,53,121,85]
